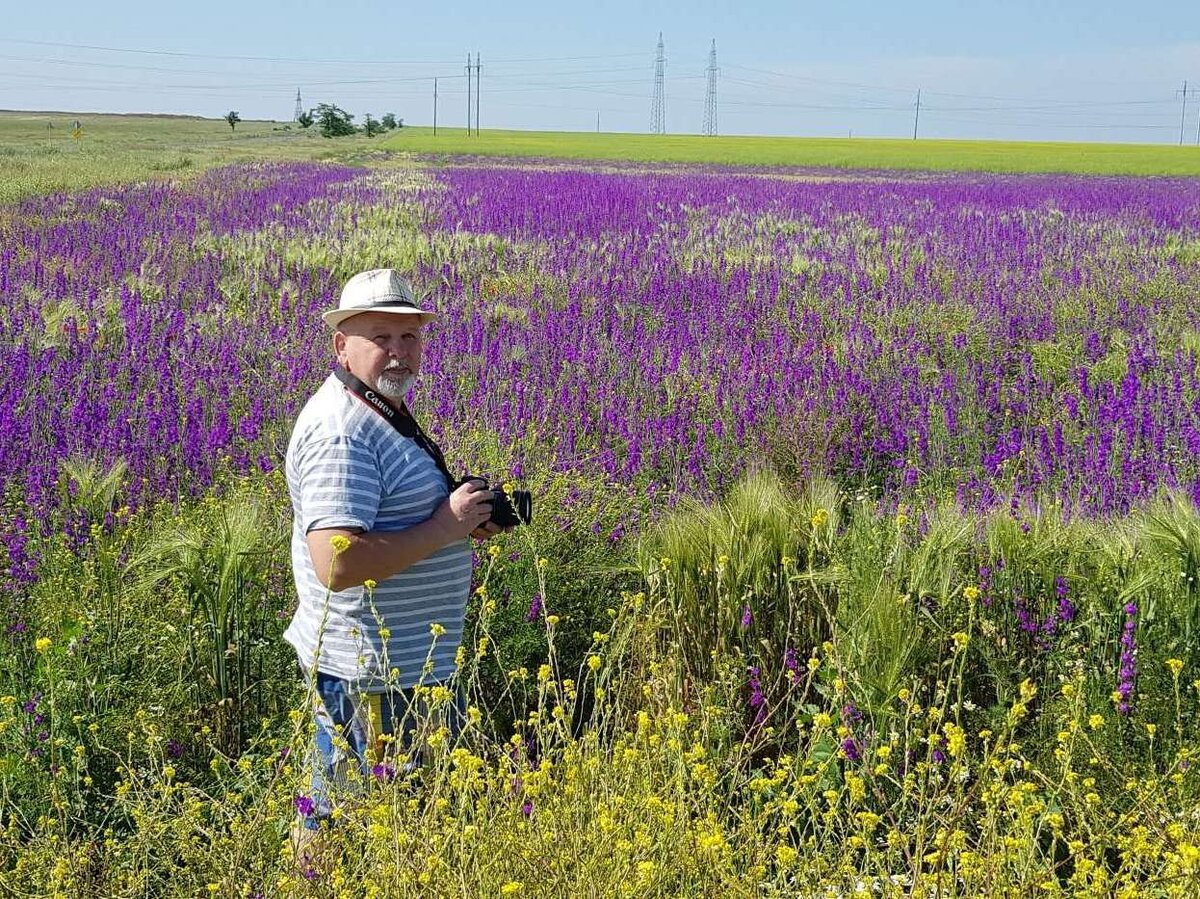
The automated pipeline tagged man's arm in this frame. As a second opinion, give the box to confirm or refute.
[307,480,494,592]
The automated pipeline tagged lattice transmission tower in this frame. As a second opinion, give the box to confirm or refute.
[293,88,303,122]
[650,32,666,134]
[702,39,719,136]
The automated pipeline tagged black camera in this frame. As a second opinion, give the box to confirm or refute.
[459,478,532,528]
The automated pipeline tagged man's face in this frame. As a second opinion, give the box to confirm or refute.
[334,312,425,400]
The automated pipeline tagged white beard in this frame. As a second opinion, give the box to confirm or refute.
[376,369,415,400]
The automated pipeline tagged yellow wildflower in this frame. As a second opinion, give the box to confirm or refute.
[1166,658,1184,676]
[35,637,52,653]
[963,586,980,602]
[944,723,966,758]
[329,534,351,552]
[430,623,446,637]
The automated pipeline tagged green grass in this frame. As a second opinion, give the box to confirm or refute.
[383,126,1200,176]
[0,111,368,203]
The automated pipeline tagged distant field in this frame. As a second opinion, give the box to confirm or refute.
[384,126,1200,176]
[0,111,345,203]
[4,112,1200,206]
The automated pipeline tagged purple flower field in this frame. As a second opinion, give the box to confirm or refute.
[2,161,1200,558]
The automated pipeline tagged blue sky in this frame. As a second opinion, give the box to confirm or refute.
[4,0,1200,143]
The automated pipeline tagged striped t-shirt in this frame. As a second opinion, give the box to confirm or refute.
[283,372,472,691]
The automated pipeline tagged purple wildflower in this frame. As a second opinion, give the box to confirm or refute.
[783,647,800,682]
[747,666,767,725]
[1055,576,1076,622]
[521,799,534,817]
[294,795,316,817]
[740,605,753,629]
[525,593,543,622]
[1117,602,1137,716]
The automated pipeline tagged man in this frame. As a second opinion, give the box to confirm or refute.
[283,268,500,836]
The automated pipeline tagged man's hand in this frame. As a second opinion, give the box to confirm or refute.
[470,521,509,540]
[433,479,494,542]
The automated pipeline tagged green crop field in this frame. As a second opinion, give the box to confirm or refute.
[382,126,1200,176]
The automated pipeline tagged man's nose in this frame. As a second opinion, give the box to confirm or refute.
[387,339,415,359]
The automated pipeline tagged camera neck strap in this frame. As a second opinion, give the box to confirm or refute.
[332,366,455,490]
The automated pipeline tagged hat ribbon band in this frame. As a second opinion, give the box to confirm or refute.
[368,298,417,308]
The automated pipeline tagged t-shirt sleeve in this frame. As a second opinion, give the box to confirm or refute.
[293,434,381,534]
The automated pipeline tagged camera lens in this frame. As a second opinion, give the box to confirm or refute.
[490,489,532,527]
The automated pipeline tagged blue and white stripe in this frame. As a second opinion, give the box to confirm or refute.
[283,373,471,691]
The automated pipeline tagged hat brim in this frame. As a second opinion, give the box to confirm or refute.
[322,307,440,329]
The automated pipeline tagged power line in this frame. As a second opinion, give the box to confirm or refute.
[0,37,649,67]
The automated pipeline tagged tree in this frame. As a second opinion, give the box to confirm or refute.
[363,114,380,137]
[380,113,397,130]
[297,110,314,129]
[314,103,355,138]
[224,110,241,132]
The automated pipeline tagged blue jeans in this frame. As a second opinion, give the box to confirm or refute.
[300,671,465,829]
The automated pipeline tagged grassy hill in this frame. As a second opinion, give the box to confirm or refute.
[0,111,338,203]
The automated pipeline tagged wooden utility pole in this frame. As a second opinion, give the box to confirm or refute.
[913,89,921,140]
[466,54,472,135]
[475,53,481,135]
[433,78,438,136]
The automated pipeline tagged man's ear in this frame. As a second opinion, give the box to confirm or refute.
[333,330,348,367]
